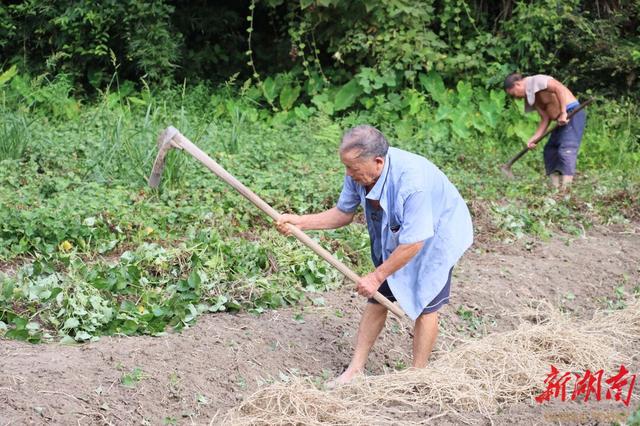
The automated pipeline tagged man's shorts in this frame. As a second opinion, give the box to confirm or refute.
[367,267,453,314]
[543,106,586,176]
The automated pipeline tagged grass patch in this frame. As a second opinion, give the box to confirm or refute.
[0,75,638,342]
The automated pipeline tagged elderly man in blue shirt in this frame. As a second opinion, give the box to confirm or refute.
[276,125,473,385]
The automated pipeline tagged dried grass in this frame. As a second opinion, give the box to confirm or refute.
[223,300,640,425]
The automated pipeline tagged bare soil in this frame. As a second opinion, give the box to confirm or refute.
[1,225,639,425]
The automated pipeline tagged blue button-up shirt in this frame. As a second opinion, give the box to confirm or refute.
[336,147,474,320]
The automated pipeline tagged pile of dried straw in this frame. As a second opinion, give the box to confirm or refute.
[223,300,639,425]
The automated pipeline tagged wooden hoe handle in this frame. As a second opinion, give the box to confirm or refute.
[503,98,593,170]
[150,127,406,319]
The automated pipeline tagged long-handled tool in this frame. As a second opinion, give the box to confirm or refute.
[500,98,593,178]
[148,126,406,318]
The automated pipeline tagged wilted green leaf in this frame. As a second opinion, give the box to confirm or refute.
[63,317,80,329]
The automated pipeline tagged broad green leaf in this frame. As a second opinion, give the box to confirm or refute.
[508,121,535,142]
[456,81,474,105]
[11,317,29,330]
[435,104,454,122]
[489,89,506,110]
[127,265,140,283]
[152,306,166,317]
[5,328,29,341]
[479,100,500,129]
[426,121,450,143]
[121,319,138,334]
[177,279,190,292]
[26,322,40,331]
[97,239,118,254]
[261,77,278,103]
[279,84,301,111]
[226,300,242,312]
[75,331,92,341]
[184,303,199,323]
[396,120,414,141]
[63,317,80,329]
[470,112,489,134]
[187,270,201,289]
[333,80,362,112]
[0,65,17,87]
[127,96,146,106]
[451,113,471,139]
[2,281,13,300]
[419,71,447,104]
[209,295,228,312]
[293,104,313,120]
[311,92,334,115]
[120,300,137,313]
[60,335,76,345]
[404,90,425,116]
[300,0,314,9]
[363,0,378,12]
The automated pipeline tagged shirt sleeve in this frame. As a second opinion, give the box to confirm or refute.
[336,175,361,213]
[398,190,434,244]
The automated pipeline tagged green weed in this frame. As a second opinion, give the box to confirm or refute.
[456,305,483,335]
[626,405,640,426]
[0,73,637,342]
[0,112,31,161]
[121,367,145,388]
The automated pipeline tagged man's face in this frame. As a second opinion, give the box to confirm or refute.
[506,80,525,98]
[340,149,385,187]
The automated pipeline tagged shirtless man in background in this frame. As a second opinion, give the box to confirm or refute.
[504,73,586,189]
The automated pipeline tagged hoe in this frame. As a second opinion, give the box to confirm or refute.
[149,126,405,318]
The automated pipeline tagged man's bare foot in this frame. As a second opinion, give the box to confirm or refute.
[325,368,363,389]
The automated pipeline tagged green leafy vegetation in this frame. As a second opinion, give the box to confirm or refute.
[0,72,637,343]
[121,367,145,388]
[1,1,638,97]
[0,14,638,342]
[627,405,640,426]
[456,305,484,335]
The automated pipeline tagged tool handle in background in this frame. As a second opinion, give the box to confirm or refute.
[504,98,593,169]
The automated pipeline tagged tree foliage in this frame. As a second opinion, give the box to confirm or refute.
[0,0,638,95]
[1,0,180,87]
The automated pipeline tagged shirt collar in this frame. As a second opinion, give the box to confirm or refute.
[365,152,390,201]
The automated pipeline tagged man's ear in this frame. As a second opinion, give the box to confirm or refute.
[375,156,385,166]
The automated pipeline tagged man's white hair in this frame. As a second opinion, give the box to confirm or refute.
[340,125,389,159]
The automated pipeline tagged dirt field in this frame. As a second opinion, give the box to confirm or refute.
[1,224,639,425]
